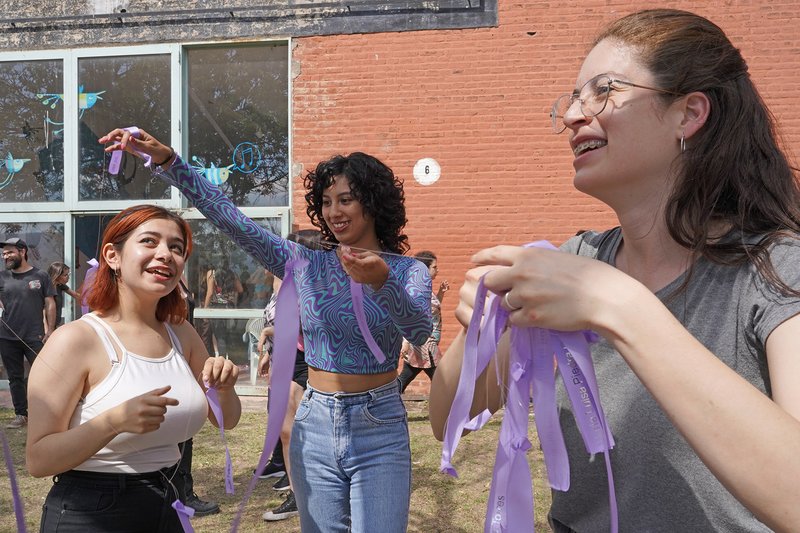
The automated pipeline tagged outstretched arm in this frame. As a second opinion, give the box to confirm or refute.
[98,128,308,278]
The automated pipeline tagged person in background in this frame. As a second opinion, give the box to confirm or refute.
[26,204,241,532]
[0,237,56,430]
[430,9,800,532]
[398,251,449,393]
[47,262,80,328]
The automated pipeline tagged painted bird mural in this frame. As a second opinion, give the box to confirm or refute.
[1,152,31,190]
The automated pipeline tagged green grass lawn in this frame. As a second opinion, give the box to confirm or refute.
[1,404,552,532]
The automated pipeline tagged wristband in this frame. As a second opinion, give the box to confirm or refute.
[154,146,175,167]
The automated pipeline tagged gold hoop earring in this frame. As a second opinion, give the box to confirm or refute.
[680,133,686,154]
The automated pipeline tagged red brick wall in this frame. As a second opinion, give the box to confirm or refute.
[291,1,800,396]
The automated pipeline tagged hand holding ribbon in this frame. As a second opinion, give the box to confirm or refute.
[440,241,618,533]
[99,127,173,174]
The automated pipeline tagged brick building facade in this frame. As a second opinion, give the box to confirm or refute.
[2,1,799,396]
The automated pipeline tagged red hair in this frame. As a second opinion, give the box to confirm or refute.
[83,205,193,324]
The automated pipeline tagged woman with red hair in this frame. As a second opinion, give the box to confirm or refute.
[26,204,242,533]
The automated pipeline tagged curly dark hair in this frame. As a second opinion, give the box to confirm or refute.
[304,152,409,255]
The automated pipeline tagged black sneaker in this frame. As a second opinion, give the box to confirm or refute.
[184,493,220,517]
[272,473,290,491]
[255,460,286,479]
[262,490,298,521]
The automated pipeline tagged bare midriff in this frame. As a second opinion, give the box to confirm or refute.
[308,367,398,393]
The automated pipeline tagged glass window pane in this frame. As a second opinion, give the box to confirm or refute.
[0,221,65,274]
[0,60,64,202]
[187,44,289,208]
[78,55,171,201]
[195,317,266,390]
[186,218,282,311]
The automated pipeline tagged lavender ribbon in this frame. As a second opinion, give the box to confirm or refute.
[440,241,618,533]
[229,258,307,533]
[109,126,153,174]
[80,258,99,315]
[205,386,235,494]
[350,279,386,364]
[1,432,26,533]
[171,500,196,533]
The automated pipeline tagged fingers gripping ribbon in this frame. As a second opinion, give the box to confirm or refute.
[108,126,153,174]
[440,241,618,533]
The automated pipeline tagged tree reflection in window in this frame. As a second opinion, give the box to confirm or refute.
[78,54,171,201]
[187,43,289,208]
[0,60,64,202]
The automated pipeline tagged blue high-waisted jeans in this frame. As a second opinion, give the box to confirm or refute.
[290,379,411,533]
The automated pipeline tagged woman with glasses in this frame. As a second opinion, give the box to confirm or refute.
[47,262,79,328]
[431,9,800,532]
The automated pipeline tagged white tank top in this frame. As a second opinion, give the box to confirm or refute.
[69,313,208,473]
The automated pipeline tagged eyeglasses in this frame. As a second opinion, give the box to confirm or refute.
[550,73,683,134]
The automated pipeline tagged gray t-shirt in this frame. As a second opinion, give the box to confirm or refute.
[0,267,56,342]
[550,228,800,533]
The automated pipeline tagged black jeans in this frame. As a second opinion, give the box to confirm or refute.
[0,338,42,416]
[397,363,435,393]
[39,467,185,533]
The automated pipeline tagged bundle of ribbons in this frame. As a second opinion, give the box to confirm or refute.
[439,241,619,533]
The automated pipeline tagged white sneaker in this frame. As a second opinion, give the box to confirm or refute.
[6,415,27,429]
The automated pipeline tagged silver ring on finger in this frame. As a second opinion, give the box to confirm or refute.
[503,291,522,311]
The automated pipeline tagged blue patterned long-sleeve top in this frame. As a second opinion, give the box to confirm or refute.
[155,156,432,374]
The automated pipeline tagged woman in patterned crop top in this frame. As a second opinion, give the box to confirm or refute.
[27,205,242,532]
[99,129,433,533]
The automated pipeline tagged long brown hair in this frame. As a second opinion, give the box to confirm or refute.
[596,9,800,295]
[83,205,193,323]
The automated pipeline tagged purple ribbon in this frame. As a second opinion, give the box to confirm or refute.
[80,258,99,315]
[229,258,307,533]
[205,386,235,495]
[171,500,196,533]
[440,241,618,533]
[1,431,26,533]
[109,126,153,174]
[350,279,386,364]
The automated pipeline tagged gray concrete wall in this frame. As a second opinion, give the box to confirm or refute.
[0,0,497,50]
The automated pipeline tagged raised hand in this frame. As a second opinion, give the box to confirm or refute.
[472,244,631,333]
[337,245,390,290]
[98,127,174,167]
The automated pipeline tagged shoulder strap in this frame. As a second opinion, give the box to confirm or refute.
[163,322,184,356]
[80,314,122,364]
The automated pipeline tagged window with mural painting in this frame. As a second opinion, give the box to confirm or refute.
[77,54,172,201]
[186,43,289,208]
[0,59,65,203]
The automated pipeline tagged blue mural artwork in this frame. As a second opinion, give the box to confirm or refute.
[232,142,262,174]
[1,152,31,190]
[191,156,236,185]
[36,85,105,136]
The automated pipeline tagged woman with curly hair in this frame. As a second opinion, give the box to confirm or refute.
[98,131,433,533]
